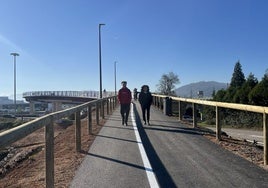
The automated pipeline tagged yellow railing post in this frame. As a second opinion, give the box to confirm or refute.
[45,117,54,188]
[96,101,100,125]
[88,105,92,134]
[178,101,182,121]
[75,111,81,152]
[216,106,221,141]
[192,103,197,128]
[264,113,267,165]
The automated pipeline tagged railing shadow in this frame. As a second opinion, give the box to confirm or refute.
[80,151,146,171]
[95,134,138,144]
[143,125,202,135]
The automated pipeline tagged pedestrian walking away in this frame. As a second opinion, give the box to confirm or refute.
[133,88,138,100]
[139,85,153,125]
[118,81,132,126]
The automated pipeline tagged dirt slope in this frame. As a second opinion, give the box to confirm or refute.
[0,116,105,188]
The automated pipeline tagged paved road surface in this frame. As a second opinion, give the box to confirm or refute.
[70,101,268,188]
[206,127,263,145]
[222,128,263,143]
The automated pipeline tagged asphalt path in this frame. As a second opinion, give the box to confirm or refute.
[70,101,268,188]
[70,105,151,188]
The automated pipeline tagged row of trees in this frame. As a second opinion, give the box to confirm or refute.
[156,63,267,128]
[213,61,268,106]
[156,62,268,107]
[209,61,267,128]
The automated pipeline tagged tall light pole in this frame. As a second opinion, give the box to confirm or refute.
[99,23,105,98]
[10,52,19,115]
[114,61,117,95]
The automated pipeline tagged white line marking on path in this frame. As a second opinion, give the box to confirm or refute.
[131,103,159,188]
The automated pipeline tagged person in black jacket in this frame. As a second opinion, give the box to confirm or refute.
[139,85,153,125]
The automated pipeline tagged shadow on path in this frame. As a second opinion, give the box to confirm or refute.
[81,151,146,171]
[133,103,177,188]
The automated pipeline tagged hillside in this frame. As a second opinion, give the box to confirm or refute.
[175,81,227,98]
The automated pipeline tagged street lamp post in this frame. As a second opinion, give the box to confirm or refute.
[114,61,117,95]
[10,52,19,115]
[99,23,105,99]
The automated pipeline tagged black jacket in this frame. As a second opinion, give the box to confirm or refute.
[139,91,153,107]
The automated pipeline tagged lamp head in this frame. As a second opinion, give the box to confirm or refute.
[10,53,19,56]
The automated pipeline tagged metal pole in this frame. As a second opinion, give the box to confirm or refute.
[99,23,105,99]
[114,62,116,95]
[10,53,19,115]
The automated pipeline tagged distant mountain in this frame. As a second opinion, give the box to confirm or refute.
[175,81,228,98]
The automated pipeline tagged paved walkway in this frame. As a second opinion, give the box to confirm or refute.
[70,101,268,188]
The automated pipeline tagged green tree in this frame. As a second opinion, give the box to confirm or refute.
[222,61,246,102]
[157,72,180,95]
[230,61,246,88]
[249,72,268,106]
[223,87,236,102]
[233,73,258,104]
[213,89,227,102]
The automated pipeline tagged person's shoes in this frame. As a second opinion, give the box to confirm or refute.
[147,121,150,125]
[144,121,146,125]
[122,120,124,125]
[125,122,128,126]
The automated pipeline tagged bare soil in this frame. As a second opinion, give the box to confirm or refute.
[0,115,106,188]
[0,117,267,188]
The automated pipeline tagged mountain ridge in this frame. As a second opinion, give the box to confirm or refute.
[175,81,228,98]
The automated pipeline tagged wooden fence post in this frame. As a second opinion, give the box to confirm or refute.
[216,106,221,140]
[264,113,267,165]
[45,117,54,188]
[192,103,197,128]
[101,100,105,119]
[87,105,92,134]
[75,111,81,152]
[110,98,114,113]
[96,102,99,125]
[109,98,112,113]
[107,98,110,115]
[115,96,118,108]
[178,101,182,121]
[112,98,114,110]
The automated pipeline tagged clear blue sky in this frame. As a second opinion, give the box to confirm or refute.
[1,0,268,99]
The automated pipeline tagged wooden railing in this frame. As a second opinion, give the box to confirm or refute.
[0,96,117,188]
[152,94,268,166]
[1,94,266,186]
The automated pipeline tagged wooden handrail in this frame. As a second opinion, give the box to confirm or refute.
[152,94,268,166]
[0,96,117,188]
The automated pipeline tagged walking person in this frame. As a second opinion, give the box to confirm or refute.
[133,88,138,100]
[118,81,132,126]
[139,85,153,125]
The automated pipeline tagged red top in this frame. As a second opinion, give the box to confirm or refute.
[118,87,132,104]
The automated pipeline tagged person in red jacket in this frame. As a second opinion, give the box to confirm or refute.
[118,81,132,125]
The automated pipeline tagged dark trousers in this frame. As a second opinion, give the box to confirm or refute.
[142,105,151,122]
[120,104,130,123]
